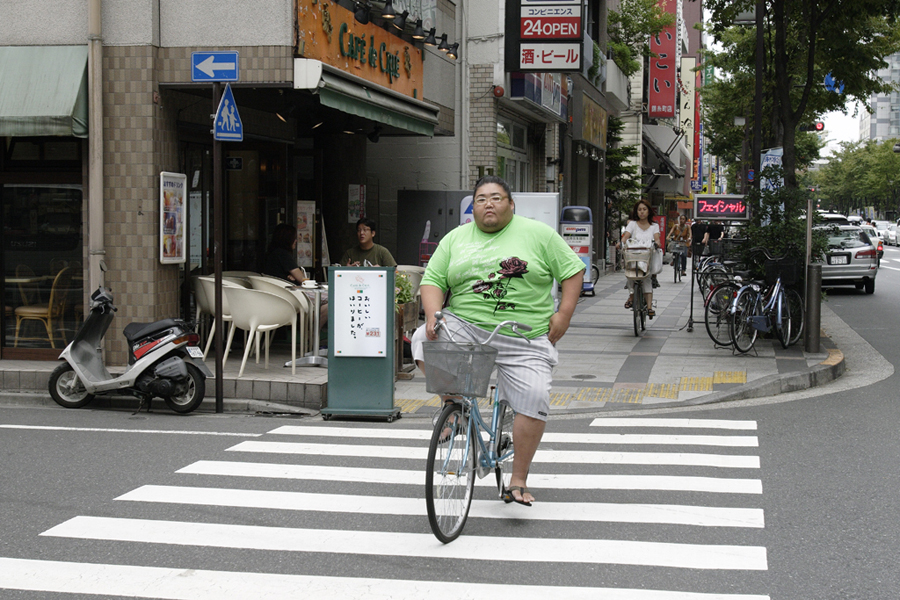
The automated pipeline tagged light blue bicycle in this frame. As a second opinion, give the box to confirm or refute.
[423,311,532,543]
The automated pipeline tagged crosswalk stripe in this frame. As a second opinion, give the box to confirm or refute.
[0,557,771,600]
[0,424,261,437]
[590,418,757,430]
[226,440,760,468]
[42,516,769,571]
[178,460,763,493]
[268,425,759,447]
[117,485,765,528]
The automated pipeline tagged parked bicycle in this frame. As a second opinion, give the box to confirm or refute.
[729,248,804,353]
[422,311,532,543]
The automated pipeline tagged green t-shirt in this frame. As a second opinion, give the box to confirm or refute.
[421,215,584,338]
[340,243,397,267]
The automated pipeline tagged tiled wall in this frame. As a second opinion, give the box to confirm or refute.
[468,64,496,188]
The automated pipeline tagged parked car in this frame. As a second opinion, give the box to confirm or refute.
[859,224,884,260]
[815,225,878,294]
[816,212,850,226]
[887,223,898,246]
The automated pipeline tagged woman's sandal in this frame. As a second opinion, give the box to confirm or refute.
[624,297,633,309]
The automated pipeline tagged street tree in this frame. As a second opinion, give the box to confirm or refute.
[704,0,900,196]
[607,0,676,77]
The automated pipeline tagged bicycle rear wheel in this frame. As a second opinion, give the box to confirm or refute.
[775,289,791,349]
[494,401,516,498]
[730,291,759,354]
[425,402,475,543]
[786,288,804,346]
[705,282,739,346]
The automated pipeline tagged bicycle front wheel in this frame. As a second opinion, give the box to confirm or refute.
[494,402,516,497]
[705,282,739,346]
[633,287,643,336]
[786,288,804,346]
[775,289,791,349]
[730,291,759,354]
[426,402,476,543]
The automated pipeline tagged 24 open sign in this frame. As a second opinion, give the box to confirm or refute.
[693,194,750,221]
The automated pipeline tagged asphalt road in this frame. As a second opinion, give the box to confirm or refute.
[0,250,899,598]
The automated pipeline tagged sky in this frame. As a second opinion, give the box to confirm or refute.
[821,103,861,157]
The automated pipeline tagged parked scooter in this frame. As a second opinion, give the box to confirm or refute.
[49,286,212,414]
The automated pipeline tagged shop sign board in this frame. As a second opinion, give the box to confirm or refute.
[506,0,584,73]
[648,0,677,118]
[693,194,750,221]
[519,42,582,70]
[520,5,582,39]
[296,2,424,99]
[159,172,187,264]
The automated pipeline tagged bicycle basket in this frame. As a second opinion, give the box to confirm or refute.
[764,258,801,286]
[623,246,652,280]
[422,341,498,397]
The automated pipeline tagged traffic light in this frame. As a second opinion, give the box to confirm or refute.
[799,122,825,132]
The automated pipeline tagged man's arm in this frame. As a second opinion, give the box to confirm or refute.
[548,270,584,345]
[420,284,446,340]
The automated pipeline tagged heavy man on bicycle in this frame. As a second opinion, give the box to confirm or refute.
[412,175,585,506]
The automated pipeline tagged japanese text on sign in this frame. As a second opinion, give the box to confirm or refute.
[333,270,388,357]
[520,43,581,69]
[695,195,750,220]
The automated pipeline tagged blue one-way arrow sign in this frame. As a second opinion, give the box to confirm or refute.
[214,83,243,142]
[192,51,239,82]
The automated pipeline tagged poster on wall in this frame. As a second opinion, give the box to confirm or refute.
[159,172,187,264]
[332,268,388,357]
[348,184,366,223]
[296,200,316,268]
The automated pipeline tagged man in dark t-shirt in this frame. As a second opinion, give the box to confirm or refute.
[705,222,724,256]
[690,220,708,261]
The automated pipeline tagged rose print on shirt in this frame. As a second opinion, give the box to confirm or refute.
[472,257,528,314]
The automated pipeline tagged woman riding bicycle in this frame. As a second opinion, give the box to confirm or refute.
[621,199,661,318]
[668,214,691,277]
[411,175,584,506]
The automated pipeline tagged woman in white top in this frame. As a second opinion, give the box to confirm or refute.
[620,199,661,317]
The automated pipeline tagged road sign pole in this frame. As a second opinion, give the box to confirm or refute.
[212,82,224,413]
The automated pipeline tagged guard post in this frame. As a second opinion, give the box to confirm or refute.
[321,266,401,422]
[804,263,821,353]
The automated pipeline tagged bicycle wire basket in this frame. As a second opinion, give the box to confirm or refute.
[623,246,652,280]
[764,257,801,286]
[422,341,498,397]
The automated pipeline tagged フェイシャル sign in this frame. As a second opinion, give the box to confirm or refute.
[693,194,750,221]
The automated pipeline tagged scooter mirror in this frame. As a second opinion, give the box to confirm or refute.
[99,260,108,272]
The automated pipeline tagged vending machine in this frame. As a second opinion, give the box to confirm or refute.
[559,206,594,296]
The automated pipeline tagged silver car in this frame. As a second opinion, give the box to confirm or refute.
[816,225,878,294]
[887,223,898,246]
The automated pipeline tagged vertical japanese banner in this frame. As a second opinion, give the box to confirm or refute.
[648,0,677,118]
[680,57,696,159]
[159,172,187,264]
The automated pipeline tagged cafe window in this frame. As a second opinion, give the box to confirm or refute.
[2,184,84,354]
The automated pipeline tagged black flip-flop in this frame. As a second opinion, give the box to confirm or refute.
[503,485,533,507]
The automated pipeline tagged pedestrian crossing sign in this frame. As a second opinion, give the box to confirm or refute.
[214,83,243,142]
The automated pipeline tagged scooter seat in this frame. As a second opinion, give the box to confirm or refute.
[124,318,183,346]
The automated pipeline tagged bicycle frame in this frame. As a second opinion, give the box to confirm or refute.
[439,388,512,483]
[730,276,784,334]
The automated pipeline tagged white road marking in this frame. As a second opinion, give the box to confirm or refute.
[0,424,260,437]
[178,460,763,493]
[42,516,769,571]
[226,440,760,468]
[0,557,771,600]
[590,418,757,430]
[117,484,765,528]
[268,425,758,447]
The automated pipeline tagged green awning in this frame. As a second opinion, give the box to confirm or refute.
[317,72,438,137]
[0,46,89,138]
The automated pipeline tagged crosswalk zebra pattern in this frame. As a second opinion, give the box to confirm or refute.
[2,417,769,599]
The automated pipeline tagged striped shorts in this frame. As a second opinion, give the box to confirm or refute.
[411,313,558,421]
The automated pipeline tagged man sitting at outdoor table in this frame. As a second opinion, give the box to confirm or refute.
[341,218,397,267]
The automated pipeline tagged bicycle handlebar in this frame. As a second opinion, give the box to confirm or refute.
[432,311,532,344]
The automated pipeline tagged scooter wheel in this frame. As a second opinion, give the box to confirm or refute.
[48,363,95,408]
[164,364,205,414]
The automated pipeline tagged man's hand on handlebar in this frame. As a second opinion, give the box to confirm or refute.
[426,310,445,341]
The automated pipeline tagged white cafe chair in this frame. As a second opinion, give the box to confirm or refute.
[248,275,313,358]
[222,287,297,377]
[198,276,246,361]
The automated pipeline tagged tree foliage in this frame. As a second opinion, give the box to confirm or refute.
[704,0,900,195]
[605,116,643,227]
[811,138,900,215]
[607,0,676,77]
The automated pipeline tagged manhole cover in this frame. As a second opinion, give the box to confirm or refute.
[572,374,597,380]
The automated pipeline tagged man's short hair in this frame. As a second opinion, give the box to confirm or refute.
[357,217,377,232]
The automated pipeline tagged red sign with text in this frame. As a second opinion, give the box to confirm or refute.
[521,16,581,39]
[648,1,677,118]
[693,195,750,221]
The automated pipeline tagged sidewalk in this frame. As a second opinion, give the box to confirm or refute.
[0,270,844,415]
